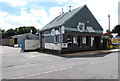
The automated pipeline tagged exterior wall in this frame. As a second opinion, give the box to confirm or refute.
[63,5,103,31]
[24,39,40,50]
[41,28,62,51]
[13,33,39,45]
[40,27,102,53]
[62,32,102,53]
[1,39,9,46]
[17,35,26,44]
[0,32,2,45]
[9,38,14,46]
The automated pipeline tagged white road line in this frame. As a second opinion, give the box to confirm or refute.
[90,58,117,64]
[12,66,73,79]
[12,58,117,79]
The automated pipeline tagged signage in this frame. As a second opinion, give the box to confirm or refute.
[55,30,60,35]
[77,22,85,32]
[51,29,55,36]
[87,26,95,32]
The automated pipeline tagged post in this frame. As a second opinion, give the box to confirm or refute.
[108,14,111,49]
[59,26,62,54]
[108,14,110,32]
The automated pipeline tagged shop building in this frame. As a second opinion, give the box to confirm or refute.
[39,5,103,54]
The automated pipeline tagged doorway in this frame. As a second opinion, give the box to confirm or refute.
[14,38,17,44]
[94,36,101,49]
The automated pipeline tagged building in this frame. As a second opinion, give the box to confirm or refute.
[9,33,39,46]
[0,31,2,45]
[39,5,103,54]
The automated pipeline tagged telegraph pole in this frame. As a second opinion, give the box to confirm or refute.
[108,14,110,32]
[108,14,111,49]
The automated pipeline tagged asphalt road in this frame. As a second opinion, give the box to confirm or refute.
[1,46,118,79]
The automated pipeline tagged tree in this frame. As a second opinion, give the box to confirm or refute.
[112,25,120,36]
[2,26,38,38]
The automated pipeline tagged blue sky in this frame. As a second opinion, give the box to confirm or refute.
[0,0,119,32]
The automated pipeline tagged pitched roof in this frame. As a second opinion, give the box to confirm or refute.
[41,5,85,31]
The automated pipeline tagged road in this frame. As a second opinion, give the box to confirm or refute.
[1,46,118,79]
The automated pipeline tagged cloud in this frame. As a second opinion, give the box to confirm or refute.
[0,0,27,7]
[0,6,63,30]
[0,0,119,33]
[66,0,119,32]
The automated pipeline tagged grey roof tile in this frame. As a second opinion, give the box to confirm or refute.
[41,6,83,31]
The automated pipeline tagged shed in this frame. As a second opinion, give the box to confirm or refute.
[9,33,39,46]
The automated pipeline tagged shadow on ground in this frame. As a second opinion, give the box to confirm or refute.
[38,51,112,58]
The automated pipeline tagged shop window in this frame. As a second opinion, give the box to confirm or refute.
[73,37,77,44]
[67,35,73,47]
[91,37,94,46]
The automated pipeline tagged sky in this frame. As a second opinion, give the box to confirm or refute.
[0,0,119,32]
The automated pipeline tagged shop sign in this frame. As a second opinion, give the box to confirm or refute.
[87,26,95,32]
[51,29,56,36]
[77,22,85,32]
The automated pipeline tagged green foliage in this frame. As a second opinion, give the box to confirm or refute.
[2,26,38,38]
[112,25,120,35]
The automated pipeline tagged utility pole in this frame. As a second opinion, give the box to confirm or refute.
[108,14,111,49]
[108,14,110,32]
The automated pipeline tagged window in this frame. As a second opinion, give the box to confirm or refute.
[73,37,77,44]
[91,37,94,46]
[54,35,58,43]
[67,35,73,47]
[83,37,86,44]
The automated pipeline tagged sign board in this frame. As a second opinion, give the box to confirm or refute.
[77,22,85,32]
[111,38,120,45]
[87,26,95,32]
[51,29,56,36]
[55,30,60,35]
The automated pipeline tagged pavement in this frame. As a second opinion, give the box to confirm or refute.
[61,49,120,58]
[1,46,119,79]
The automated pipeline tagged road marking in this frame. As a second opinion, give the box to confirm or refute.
[90,58,117,65]
[12,58,117,79]
[12,66,73,79]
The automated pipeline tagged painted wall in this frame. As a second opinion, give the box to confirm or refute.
[24,39,40,50]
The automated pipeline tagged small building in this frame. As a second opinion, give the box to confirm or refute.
[9,33,39,46]
[1,38,9,46]
[39,5,103,54]
[0,31,2,45]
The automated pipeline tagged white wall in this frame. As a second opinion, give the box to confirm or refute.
[25,40,40,50]
[45,43,68,50]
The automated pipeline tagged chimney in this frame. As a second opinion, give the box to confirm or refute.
[69,6,71,12]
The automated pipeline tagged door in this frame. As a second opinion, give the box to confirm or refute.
[94,36,101,49]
